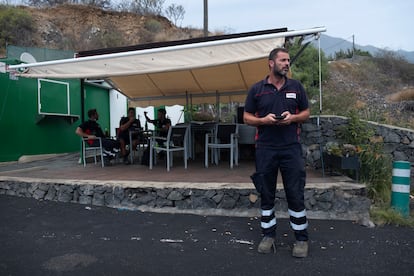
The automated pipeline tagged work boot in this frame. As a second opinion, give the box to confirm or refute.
[292,241,308,258]
[257,236,276,254]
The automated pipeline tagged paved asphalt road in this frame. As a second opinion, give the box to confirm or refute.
[1,195,413,276]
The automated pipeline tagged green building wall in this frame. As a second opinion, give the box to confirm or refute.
[0,59,110,162]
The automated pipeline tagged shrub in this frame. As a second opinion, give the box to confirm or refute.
[337,110,374,145]
[373,50,414,85]
[144,18,163,33]
[0,5,34,47]
[336,110,392,203]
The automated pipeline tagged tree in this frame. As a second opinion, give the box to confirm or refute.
[79,0,111,9]
[25,0,68,6]
[164,3,184,26]
[125,0,165,16]
[288,39,329,114]
[333,48,372,60]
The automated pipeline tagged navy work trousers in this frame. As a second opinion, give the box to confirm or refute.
[253,144,308,241]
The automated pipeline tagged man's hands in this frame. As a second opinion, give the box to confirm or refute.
[244,108,309,127]
[262,112,292,125]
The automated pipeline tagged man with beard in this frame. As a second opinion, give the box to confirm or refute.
[243,48,310,257]
[76,108,120,164]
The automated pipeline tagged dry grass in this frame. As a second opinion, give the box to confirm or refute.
[386,88,414,102]
[371,205,414,227]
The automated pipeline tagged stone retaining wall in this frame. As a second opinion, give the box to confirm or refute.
[302,116,414,180]
[0,180,370,220]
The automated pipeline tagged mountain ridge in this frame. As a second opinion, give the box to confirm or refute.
[315,34,414,63]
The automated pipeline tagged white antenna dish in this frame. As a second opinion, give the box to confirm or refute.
[20,52,37,64]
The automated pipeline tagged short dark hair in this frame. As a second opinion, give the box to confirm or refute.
[128,107,135,114]
[158,108,166,115]
[87,108,97,118]
[268,47,289,61]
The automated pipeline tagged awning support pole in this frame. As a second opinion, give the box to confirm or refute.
[216,91,220,122]
[80,78,85,123]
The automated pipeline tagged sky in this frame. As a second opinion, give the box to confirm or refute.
[164,0,414,51]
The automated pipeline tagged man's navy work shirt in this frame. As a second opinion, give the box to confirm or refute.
[244,76,309,149]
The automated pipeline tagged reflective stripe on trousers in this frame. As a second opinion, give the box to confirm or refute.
[260,208,276,236]
[289,208,308,231]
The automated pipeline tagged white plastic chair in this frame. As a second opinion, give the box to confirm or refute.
[205,123,239,169]
[149,125,190,171]
[82,137,104,167]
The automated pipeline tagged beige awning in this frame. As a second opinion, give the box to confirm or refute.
[7,27,326,107]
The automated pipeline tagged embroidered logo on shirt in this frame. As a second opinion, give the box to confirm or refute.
[286,93,297,99]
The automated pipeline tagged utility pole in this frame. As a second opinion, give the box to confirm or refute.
[352,34,355,58]
[203,0,208,37]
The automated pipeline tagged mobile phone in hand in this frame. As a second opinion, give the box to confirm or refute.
[274,115,286,120]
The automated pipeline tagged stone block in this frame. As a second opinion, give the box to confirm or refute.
[304,189,315,200]
[316,190,334,202]
[192,196,217,209]
[17,184,28,196]
[204,190,217,199]
[156,198,173,208]
[6,190,16,196]
[113,186,125,200]
[393,150,408,161]
[249,193,258,203]
[349,197,371,212]
[92,193,105,206]
[212,192,224,204]
[332,198,349,213]
[402,136,411,145]
[217,195,236,209]
[167,190,184,201]
[175,199,192,209]
[133,194,154,205]
[59,185,74,193]
[38,183,50,192]
[156,189,170,199]
[182,189,193,197]
[94,185,107,194]
[239,189,252,196]
[28,183,39,194]
[316,201,332,211]
[305,196,316,208]
[79,185,94,196]
[58,191,72,202]
[104,192,120,206]
[384,132,401,143]
[79,195,92,205]
[33,189,46,200]
[72,189,79,203]
[44,186,57,201]
[236,196,251,208]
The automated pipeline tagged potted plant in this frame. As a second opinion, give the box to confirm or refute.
[324,142,361,171]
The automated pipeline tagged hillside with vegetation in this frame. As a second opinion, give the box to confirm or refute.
[0,2,202,54]
[1,3,414,129]
[323,54,414,129]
